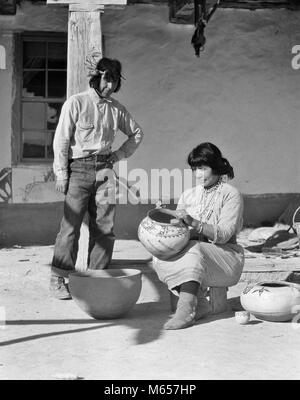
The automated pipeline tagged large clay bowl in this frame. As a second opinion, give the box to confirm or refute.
[138,208,190,260]
[240,281,300,322]
[69,269,142,319]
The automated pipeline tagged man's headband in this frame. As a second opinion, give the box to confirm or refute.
[88,69,125,81]
[85,53,125,80]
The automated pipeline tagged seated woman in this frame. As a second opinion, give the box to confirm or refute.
[153,142,245,330]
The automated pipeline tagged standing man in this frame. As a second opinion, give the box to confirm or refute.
[50,57,143,299]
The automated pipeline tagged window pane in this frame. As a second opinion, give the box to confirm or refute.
[46,131,55,159]
[23,41,46,69]
[22,131,45,158]
[22,102,45,130]
[23,71,45,97]
[47,103,63,130]
[48,42,67,69]
[48,71,67,98]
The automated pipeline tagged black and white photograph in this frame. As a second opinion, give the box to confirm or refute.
[0,0,300,383]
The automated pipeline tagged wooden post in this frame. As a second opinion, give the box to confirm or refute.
[47,0,126,270]
[68,6,103,271]
[67,5,104,98]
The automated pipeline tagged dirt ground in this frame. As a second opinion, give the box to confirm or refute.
[1,241,300,380]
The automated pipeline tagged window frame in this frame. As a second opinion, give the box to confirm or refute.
[19,32,67,164]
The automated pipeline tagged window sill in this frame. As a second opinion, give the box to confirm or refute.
[12,161,53,170]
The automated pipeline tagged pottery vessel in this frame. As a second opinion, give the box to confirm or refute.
[235,311,251,325]
[138,208,190,260]
[69,269,142,319]
[240,281,300,322]
[293,206,300,247]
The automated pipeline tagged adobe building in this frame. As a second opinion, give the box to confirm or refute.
[0,0,300,246]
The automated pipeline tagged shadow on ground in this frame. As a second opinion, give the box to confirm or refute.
[1,298,249,347]
[0,323,113,347]
[1,302,169,347]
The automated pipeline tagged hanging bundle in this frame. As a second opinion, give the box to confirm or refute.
[191,0,220,57]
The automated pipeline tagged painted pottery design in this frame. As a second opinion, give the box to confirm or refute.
[138,208,190,260]
[240,281,300,322]
[69,269,142,319]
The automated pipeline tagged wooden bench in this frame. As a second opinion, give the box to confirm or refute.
[170,287,229,316]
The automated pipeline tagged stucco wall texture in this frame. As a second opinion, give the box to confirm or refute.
[0,3,299,203]
[102,5,300,195]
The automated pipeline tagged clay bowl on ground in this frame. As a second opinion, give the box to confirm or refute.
[69,269,142,319]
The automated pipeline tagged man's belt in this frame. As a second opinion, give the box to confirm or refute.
[76,154,111,162]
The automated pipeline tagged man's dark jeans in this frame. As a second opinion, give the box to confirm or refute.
[51,158,116,277]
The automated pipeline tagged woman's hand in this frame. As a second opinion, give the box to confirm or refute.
[182,214,201,229]
[175,210,201,230]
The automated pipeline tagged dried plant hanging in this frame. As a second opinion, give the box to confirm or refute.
[191,0,220,57]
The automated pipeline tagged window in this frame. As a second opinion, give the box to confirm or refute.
[21,34,67,161]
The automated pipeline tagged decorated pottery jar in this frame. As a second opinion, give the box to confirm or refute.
[240,281,300,322]
[138,208,190,260]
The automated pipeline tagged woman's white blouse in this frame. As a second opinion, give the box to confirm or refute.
[177,182,244,245]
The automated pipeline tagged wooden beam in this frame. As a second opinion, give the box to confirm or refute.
[47,0,127,5]
[127,0,299,9]
[219,0,297,9]
[70,4,105,11]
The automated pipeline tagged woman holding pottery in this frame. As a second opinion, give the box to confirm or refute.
[153,142,244,330]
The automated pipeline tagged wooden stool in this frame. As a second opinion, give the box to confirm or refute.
[169,286,229,315]
[208,287,229,314]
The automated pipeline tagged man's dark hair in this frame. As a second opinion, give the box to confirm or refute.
[89,57,122,93]
[188,142,234,179]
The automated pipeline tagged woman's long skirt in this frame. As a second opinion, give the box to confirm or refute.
[152,240,245,293]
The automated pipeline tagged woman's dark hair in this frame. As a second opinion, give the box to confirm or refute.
[89,57,122,93]
[187,142,234,179]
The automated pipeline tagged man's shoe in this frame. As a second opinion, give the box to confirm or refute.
[50,275,72,300]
